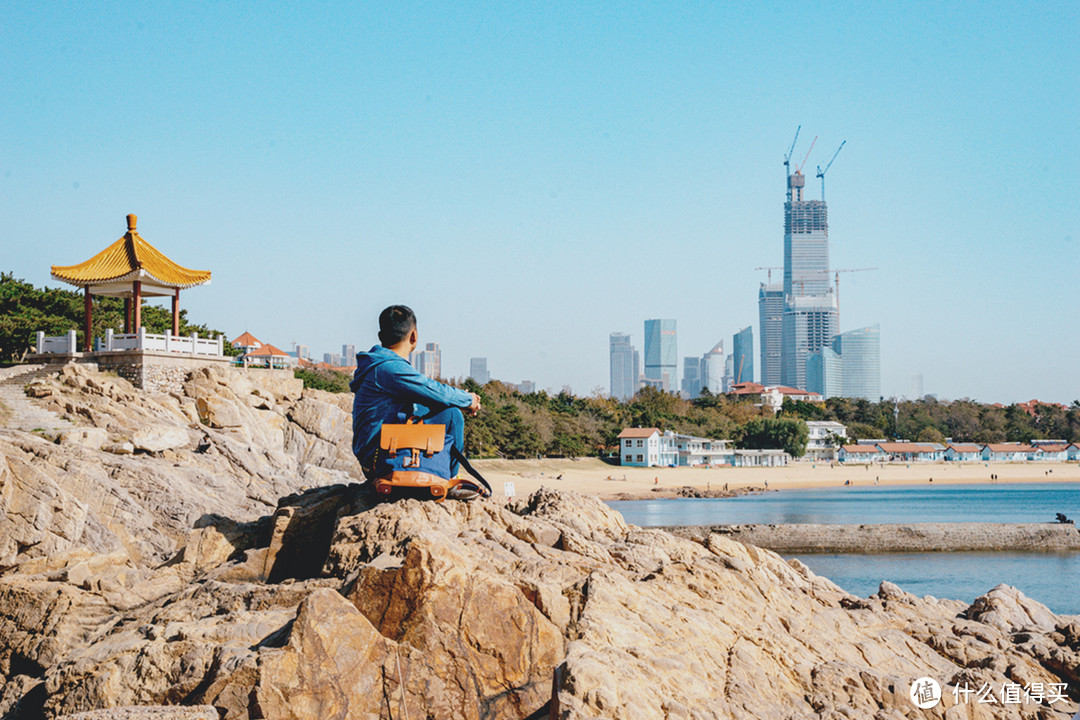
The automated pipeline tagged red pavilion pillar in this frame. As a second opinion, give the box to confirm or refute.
[124,298,131,334]
[83,286,93,352]
[133,280,142,331]
[172,288,180,336]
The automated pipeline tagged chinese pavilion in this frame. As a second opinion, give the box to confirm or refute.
[50,214,211,351]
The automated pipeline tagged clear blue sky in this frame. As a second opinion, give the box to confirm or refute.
[3,2,1077,403]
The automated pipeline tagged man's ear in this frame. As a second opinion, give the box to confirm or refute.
[409,327,418,347]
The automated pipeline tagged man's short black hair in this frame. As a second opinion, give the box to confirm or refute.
[378,305,416,347]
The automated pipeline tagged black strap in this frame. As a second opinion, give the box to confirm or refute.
[450,446,493,497]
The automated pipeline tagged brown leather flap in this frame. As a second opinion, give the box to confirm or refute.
[380,423,446,455]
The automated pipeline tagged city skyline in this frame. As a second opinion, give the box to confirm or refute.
[3,3,1077,403]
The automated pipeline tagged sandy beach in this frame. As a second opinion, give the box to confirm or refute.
[472,457,1080,500]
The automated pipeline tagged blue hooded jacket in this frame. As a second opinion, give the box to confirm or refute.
[349,345,473,465]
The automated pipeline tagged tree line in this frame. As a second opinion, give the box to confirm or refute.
[343,377,1080,459]
[7,273,1076,458]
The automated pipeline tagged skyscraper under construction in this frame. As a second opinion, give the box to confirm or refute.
[780,167,837,389]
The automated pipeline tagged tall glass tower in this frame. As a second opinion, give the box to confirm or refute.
[609,333,638,401]
[700,340,725,394]
[758,283,784,385]
[834,324,881,400]
[681,357,702,398]
[469,357,490,384]
[805,324,881,400]
[732,326,754,384]
[643,319,677,391]
[782,293,838,390]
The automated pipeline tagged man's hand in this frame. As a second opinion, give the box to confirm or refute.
[467,392,481,416]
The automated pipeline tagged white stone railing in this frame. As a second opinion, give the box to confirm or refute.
[36,328,224,357]
[100,328,224,356]
[36,330,78,354]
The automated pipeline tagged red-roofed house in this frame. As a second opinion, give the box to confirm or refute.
[231,332,262,356]
[981,444,1035,462]
[945,443,982,462]
[243,342,293,370]
[618,428,677,467]
[729,382,766,396]
[875,442,940,462]
[1017,400,1067,417]
[729,382,822,412]
[838,444,886,463]
[1031,444,1071,461]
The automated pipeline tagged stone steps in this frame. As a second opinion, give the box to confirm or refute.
[0,363,74,432]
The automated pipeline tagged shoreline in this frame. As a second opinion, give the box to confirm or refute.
[668,522,1080,553]
[472,457,1080,500]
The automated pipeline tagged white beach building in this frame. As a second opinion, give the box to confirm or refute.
[981,444,1035,462]
[805,420,847,460]
[838,444,887,463]
[945,443,982,462]
[618,428,676,467]
[671,433,733,466]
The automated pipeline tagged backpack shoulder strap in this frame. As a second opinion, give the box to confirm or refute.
[450,446,493,497]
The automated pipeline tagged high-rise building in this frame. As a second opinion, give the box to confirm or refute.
[722,354,734,393]
[410,342,441,379]
[516,380,536,395]
[643,319,677,392]
[805,324,881,400]
[681,357,702,398]
[342,344,356,367]
[469,357,490,384]
[781,293,838,390]
[732,326,754,384]
[834,324,881,400]
[323,352,343,366]
[784,171,830,298]
[609,333,638,401]
[910,373,924,400]
[780,166,838,390]
[758,283,783,386]
[700,341,725,394]
[806,346,842,398]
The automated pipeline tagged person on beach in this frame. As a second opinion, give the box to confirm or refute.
[350,305,481,485]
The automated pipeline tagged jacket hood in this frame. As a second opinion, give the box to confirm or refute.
[349,345,405,392]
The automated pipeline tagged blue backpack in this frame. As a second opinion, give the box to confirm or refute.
[374,420,491,501]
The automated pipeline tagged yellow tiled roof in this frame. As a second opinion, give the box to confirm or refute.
[51,214,211,289]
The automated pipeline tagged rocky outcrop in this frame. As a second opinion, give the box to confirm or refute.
[0,483,1071,719]
[0,364,361,568]
[0,364,1076,719]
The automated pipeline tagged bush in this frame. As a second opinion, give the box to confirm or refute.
[294,367,352,393]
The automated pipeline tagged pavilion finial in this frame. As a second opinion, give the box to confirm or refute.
[126,214,137,232]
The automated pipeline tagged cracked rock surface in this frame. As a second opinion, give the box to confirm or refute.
[0,364,1077,719]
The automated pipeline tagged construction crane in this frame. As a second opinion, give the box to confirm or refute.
[828,267,877,311]
[755,266,782,283]
[783,126,801,174]
[815,140,846,200]
[795,136,817,174]
[784,126,801,202]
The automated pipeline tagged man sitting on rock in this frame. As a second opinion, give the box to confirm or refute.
[350,304,481,489]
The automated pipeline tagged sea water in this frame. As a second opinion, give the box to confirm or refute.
[607,483,1080,615]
